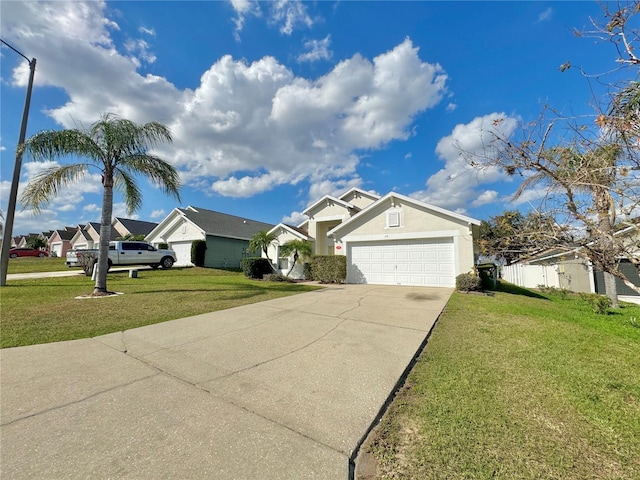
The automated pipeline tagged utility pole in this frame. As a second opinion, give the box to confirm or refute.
[0,39,36,286]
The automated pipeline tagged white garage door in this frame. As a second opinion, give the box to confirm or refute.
[170,241,194,267]
[50,242,63,257]
[348,238,455,287]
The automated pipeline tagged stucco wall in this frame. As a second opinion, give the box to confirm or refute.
[332,198,477,275]
[155,217,203,244]
[341,191,377,210]
[205,236,250,269]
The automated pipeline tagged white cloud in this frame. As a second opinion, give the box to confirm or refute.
[112,203,139,219]
[471,190,498,207]
[411,113,518,211]
[150,209,166,219]
[2,3,448,214]
[138,26,155,36]
[298,35,332,63]
[229,0,262,41]
[507,187,548,206]
[282,211,306,225]
[446,103,457,112]
[271,0,314,35]
[537,8,553,23]
[83,204,100,212]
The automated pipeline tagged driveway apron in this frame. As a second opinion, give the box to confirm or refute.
[1,284,452,479]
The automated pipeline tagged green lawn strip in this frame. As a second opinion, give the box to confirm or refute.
[369,287,640,479]
[7,256,72,274]
[1,267,321,348]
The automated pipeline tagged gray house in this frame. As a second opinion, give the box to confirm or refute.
[146,206,274,268]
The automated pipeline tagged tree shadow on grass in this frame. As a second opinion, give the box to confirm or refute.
[496,281,548,300]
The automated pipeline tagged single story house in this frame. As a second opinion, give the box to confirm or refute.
[266,188,480,287]
[48,228,78,258]
[112,217,158,238]
[146,206,274,268]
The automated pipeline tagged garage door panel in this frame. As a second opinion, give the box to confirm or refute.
[348,238,455,287]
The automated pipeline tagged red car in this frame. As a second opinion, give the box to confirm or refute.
[9,248,49,258]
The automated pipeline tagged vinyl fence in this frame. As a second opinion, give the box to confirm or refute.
[501,264,560,289]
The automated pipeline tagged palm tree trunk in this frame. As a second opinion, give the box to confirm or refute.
[93,175,114,295]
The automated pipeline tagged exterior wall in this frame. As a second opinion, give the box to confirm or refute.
[340,191,377,210]
[205,236,250,269]
[557,259,593,293]
[266,229,301,265]
[594,259,640,296]
[153,217,203,244]
[306,200,351,221]
[314,220,341,255]
[332,199,477,275]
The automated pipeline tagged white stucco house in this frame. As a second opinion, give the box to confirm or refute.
[266,187,481,287]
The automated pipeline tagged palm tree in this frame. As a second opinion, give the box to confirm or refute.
[279,239,312,277]
[248,230,278,269]
[19,113,181,296]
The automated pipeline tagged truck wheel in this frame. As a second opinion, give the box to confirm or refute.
[160,256,174,269]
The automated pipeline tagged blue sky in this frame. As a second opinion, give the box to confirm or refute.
[0,1,624,235]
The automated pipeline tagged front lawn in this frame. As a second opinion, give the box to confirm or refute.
[365,284,640,479]
[7,256,71,274]
[1,267,320,348]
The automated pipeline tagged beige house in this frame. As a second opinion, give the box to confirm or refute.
[267,188,480,287]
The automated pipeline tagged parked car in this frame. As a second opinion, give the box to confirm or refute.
[9,248,49,258]
[66,241,176,269]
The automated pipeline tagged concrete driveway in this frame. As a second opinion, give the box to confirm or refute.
[1,284,452,479]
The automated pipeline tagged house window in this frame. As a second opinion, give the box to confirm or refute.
[387,211,400,228]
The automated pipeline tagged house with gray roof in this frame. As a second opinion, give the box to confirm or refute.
[146,206,274,268]
[113,218,158,238]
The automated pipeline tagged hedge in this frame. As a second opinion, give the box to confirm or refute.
[241,257,273,279]
[191,240,207,267]
[312,255,346,283]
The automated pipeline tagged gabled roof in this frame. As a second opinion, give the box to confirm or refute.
[51,229,76,241]
[303,195,355,216]
[86,222,120,241]
[268,223,311,240]
[114,217,159,236]
[338,187,381,202]
[177,206,274,240]
[328,191,481,236]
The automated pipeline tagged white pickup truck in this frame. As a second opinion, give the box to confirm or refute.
[66,241,177,270]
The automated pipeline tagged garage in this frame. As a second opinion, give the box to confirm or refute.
[50,242,63,258]
[347,238,455,287]
[169,240,194,267]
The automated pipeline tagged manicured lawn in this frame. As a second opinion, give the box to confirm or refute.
[1,267,321,348]
[7,256,72,273]
[366,284,640,479]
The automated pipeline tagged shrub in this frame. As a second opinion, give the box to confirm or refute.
[303,262,313,281]
[456,273,482,292]
[77,251,98,277]
[241,257,273,279]
[191,240,207,267]
[158,242,169,250]
[263,273,294,283]
[312,255,346,283]
[580,293,612,315]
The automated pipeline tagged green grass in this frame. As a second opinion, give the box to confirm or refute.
[368,284,640,479]
[0,267,321,348]
[7,256,72,274]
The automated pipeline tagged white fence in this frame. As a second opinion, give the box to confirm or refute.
[501,264,560,289]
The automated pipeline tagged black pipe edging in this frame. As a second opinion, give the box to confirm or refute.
[347,307,446,480]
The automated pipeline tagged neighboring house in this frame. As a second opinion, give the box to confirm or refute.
[112,217,158,239]
[48,228,78,257]
[147,206,274,268]
[266,188,481,287]
[69,222,119,250]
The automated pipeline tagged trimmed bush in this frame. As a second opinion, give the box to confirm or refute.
[456,273,482,292]
[579,293,612,315]
[241,257,273,279]
[158,242,169,250]
[303,262,313,281]
[263,273,295,283]
[191,240,207,267]
[77,251,98,277]
[312,255,346,283]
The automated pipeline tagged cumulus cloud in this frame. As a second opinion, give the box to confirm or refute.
[3,2,448,219]
[298,35,333,63]
[411,113,518,211]
[150,209,166,219]
[446,103,457,112]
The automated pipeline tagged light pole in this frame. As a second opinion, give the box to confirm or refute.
[0,39,36,286]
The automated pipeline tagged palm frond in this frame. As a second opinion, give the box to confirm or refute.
[19,164,89,213]
[20,130,104,164]
[114,170,143,214]
[119,154,182,201]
